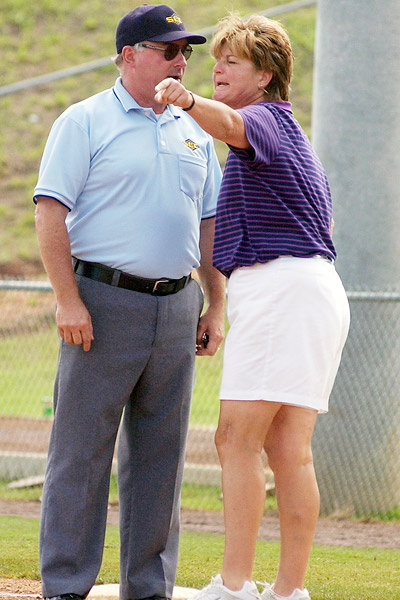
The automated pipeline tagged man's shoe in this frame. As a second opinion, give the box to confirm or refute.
[261,584,310,600]
[191,574,261,600]
[45,594,86,600]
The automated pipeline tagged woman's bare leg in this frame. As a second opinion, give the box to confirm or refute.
[264,406,319,596]
[216,400,282,591]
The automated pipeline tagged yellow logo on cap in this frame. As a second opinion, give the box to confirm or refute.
[184,139,199,151]
[166,13,182,24]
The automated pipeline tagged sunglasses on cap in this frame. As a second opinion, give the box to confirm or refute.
[137,42,193,61]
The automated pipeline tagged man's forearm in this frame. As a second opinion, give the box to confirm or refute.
[35,196,94,351]
[198,217,226,311]
[197,262,226,316]
[35,197,78,302]
[196,217,226,356]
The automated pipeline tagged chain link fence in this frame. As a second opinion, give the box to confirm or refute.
[0,279,230,512]
[313,291,400,516]
[1,280,399,517]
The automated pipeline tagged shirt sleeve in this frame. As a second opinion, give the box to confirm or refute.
[230,103,281,167]
[33,108,91,210]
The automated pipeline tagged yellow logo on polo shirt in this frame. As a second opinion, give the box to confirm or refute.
[166,14,182,24]
[184,139,199,151]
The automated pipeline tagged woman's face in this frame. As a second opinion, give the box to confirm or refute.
[212,43,270,109]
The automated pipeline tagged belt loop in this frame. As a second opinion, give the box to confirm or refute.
[111,269,121,286]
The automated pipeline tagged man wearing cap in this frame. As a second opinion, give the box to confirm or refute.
[34,5,225,600]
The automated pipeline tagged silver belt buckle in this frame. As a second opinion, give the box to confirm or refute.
[152,278,170,293]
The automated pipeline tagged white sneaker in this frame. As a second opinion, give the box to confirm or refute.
[191,574,261,600]
[261,583,310,600]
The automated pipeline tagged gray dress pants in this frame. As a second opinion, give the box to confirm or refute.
[40,275,203,600]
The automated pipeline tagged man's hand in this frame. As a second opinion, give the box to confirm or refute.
[195,306,225,357]
[56,298,94,352]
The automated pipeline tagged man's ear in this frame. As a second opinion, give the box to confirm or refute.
[121,45,136,65]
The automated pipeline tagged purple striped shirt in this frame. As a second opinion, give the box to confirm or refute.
[213,102,336,278]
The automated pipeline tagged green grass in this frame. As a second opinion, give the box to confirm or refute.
[0,324,221,425]
[0,477,226,511]
[0,477,280,516]
[0,329,58,418]
[0,0,316,275]
[191,355,222,425]
[1,515,400,599]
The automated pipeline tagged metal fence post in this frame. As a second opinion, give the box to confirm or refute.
[311,0,400,514]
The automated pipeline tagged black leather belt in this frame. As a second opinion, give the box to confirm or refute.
[72,257,191,296]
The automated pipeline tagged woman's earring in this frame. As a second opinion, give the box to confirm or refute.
[263,88,269,94]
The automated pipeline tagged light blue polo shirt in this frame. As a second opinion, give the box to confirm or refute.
[34,77,222,279]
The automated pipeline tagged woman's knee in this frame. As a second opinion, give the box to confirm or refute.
[265,437,314,474]
[215,421,263,463]
[215,400,279,463]
[264,407,317,472]
[214,422,238,461]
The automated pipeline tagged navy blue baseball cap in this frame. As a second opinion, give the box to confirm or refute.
[116,4,207,53]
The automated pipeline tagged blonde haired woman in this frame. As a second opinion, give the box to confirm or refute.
[156,13,350,600]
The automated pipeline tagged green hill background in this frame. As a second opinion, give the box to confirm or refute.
[0,0,316,276]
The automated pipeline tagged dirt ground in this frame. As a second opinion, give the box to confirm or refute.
[0,577,42,599]
[1,499,400,598]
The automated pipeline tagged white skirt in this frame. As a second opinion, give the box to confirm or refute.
[219,256,350,413]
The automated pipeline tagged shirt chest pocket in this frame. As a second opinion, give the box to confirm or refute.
[178,155,207,203]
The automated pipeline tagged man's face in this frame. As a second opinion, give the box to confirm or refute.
[134,39,190,88]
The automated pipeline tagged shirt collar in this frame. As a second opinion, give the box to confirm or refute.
[269,100,292,113]
[113,77,181,120]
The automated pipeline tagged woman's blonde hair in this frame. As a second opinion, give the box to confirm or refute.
[210,13,293,102]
